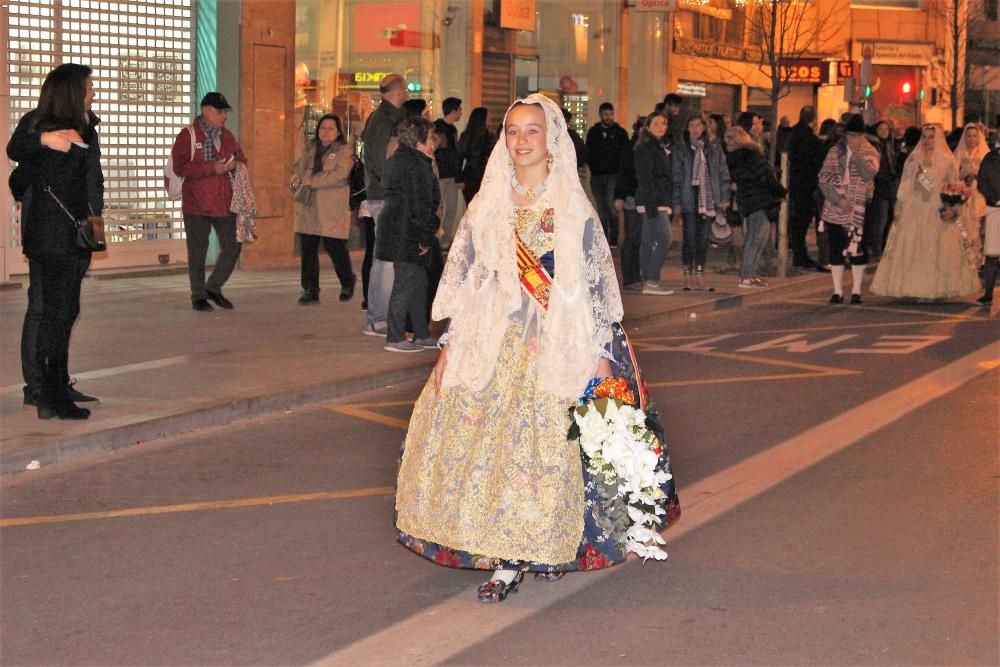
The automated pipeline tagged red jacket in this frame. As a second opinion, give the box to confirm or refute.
[171,120,247,217]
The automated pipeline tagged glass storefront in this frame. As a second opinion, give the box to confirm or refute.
[292,0,667,144]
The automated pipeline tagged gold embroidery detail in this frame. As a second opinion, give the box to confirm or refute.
[396,323,584,565]
[512,206,555,259]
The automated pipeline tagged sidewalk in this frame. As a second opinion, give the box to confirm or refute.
[0,246,829,475]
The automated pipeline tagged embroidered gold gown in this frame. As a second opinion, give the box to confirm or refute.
[395,204,681,572]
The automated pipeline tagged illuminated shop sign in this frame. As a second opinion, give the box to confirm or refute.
[780,60,824,84]
[677,81,707,97]
[500,0,536,31]
[349,72,394,89]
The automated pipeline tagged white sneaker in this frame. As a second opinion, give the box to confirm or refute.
[641,281,675,296]
[362,322,387,337]
[384,340,424,353]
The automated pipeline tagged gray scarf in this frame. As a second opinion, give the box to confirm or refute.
[690,137,715,217]
[199,117,222,160]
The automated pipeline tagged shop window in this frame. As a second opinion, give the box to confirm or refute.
[850,0,922,6]
[6,0,193,247]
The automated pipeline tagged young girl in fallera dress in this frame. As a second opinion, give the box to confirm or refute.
[394,95,680,602]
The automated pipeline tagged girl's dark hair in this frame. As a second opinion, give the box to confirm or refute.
[818,118,837,138]
[32,63,92,133]
[403,98,427,118]
[313,113,345,146]
[708,113,728,140]
[638,112,668,144]
[463,106,490,143]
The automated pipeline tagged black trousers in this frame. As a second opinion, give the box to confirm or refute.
[788,190,817,263]
[183,213,241,301]
[359,216,375,304]
[827,222,868,266]
[299,233,354,294]
[22,252,90,394]
[32,253,84,403]
[621,209,642,286]
[387,261,429,343]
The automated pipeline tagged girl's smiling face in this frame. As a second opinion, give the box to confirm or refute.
[505,104,548,169]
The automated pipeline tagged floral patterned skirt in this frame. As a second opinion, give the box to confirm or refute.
[395,323,680,573]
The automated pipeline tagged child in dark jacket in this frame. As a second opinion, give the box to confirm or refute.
[724,126,786,288]
[377,118,441,352]
[632,112,675,296]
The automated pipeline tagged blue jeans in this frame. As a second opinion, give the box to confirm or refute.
[681,211,711,268]
[365,200,393,327]
[739,209,770,280]
[640,210,672,283]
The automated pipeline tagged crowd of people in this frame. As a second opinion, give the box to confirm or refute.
[8,65,999,422]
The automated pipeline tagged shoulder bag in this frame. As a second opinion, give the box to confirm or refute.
[43,185,106,252]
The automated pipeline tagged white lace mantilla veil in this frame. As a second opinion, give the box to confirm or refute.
[432,93,623,400]
[898,123,957,203]
[953,122,990,177]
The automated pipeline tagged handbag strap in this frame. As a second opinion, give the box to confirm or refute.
[42,183,94,225]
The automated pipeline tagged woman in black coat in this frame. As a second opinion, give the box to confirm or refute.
[6,64,98,419]
[632,112,675,295]
[724,126,786,288]
[458,107,494,205]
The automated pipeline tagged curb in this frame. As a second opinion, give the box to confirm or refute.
[1,272,830,476]
[624,271,829,329]
[1,362,434,476]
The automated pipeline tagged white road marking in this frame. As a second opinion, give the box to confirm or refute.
[312,340,1000,667]
[0,356,190,396]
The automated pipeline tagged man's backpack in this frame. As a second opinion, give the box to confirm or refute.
[163,126,196,200]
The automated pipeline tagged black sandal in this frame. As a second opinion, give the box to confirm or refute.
[477,571,524,603]
[534,572,565,582]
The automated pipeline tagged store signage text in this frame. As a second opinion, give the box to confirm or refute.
[634,0,678,11]
[852,41,933,65]
[836,60,854,83]
[674,37,759,63]
[500,0,536,31]
[350,72,393,89]
[677,81,707,97]
[781,60,824,84]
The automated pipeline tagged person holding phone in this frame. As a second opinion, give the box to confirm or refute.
[171,92,246,311]
[7,64,101,419]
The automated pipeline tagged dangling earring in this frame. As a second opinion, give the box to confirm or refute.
[545,152,554,168]
[508,154,515,172]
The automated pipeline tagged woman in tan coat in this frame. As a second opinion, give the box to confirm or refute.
[291,114,356,304]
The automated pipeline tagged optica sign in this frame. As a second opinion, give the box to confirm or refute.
[634,0,679,11]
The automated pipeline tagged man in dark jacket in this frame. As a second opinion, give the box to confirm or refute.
[786,106,825,269]
[361,73,407,336]
[433,97,463,249]
[172,92,246,312]
[977,139,1000,304]
[378,117,441,353]
[586,102,629,245]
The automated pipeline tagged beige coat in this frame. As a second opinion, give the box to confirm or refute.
[292,140,352,239]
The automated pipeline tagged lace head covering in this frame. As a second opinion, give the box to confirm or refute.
[898,123,958,202]
[433,93,623,400]
[953,122,990,179]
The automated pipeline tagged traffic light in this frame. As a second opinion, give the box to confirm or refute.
[406,82,422,92]
[901,81,915,104]
[864,85,872,98]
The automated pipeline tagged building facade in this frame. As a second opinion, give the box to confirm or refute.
[2,0,971,277]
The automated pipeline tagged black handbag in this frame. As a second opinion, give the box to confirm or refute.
[43,185,107,252]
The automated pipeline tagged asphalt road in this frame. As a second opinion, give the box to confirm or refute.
[2,291,997,666]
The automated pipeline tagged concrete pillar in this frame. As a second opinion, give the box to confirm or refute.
[238,0,296,269]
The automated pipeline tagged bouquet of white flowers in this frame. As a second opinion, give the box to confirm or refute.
[568,377,673,561]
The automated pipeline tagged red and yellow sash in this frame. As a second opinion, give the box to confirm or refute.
[515,233,552,311]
